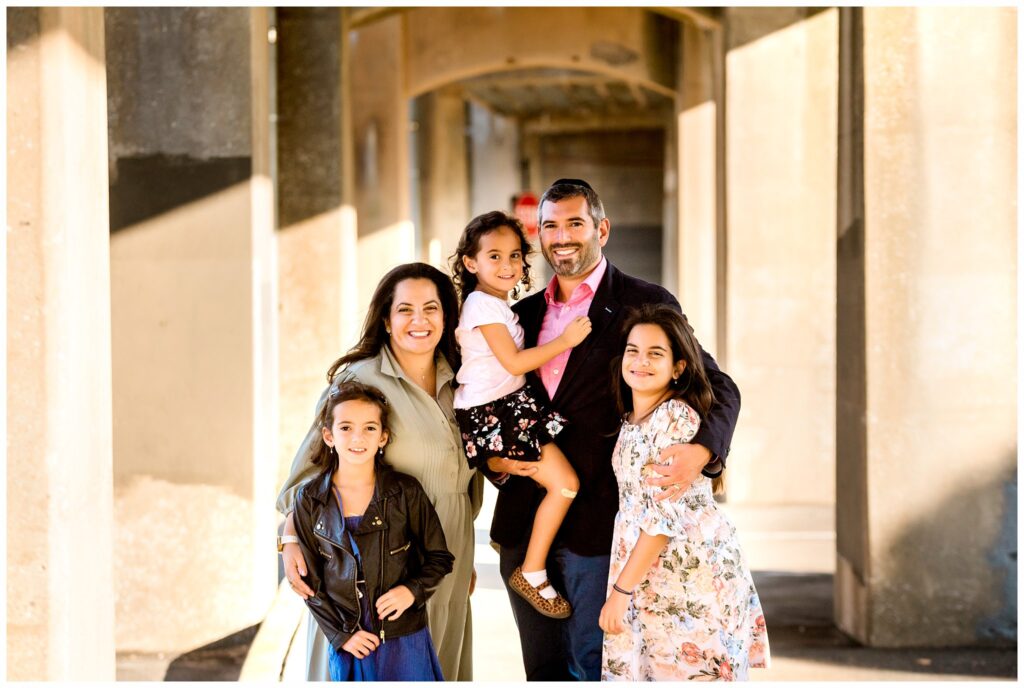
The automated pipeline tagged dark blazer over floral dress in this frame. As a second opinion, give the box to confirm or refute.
[484,260,742,557]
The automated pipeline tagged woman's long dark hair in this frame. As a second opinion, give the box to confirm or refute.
[449,210,533,303]
[326,262,461,382]
[611,304,723,494]
[312,380,393,478]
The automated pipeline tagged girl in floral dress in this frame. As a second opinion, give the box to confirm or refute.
[599,304,769,681]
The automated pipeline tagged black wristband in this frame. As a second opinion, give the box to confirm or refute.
[612,583,633,596]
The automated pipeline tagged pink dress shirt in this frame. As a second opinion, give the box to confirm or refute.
[537,257,608,400]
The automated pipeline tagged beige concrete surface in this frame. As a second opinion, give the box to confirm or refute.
[835,5,1017,647]
[106,8,279,653]
[6,7,117,680]
[724,7,839,509]
[402,7,676,99]
[674,19,721,358]
[350,13,416,318]
[416,86,471,270]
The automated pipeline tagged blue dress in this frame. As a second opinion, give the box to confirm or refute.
[326,514,445,682]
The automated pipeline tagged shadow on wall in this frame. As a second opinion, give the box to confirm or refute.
[163,624,260,681]
[754,571,1016,678]
[876,454,1017,647]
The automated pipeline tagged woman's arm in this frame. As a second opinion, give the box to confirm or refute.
[478,317,590,376]
[598,532,668,635]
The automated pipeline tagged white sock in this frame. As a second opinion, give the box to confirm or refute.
[522,568,557,600]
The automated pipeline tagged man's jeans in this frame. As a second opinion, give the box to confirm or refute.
[498,538,611,681]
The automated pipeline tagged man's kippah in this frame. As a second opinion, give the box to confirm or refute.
[549,178,594,191]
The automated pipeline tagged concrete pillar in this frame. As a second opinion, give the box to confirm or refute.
[723,8,838,506]
[468,102,520,220]
[7,7,116,679]
[105,7,278,653]
[836,6,1017,647]
[414,86,471,270]
[350,13,415,317]
[674,19,723,357]
[275,8,359,488]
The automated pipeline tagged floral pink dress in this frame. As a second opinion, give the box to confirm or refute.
[601,399,770,681]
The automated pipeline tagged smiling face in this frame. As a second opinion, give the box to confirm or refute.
[322,399,389,467]
[539,195,608,278]
[386,278,444,357]
[621,323,686,395]
[462,226,525,299]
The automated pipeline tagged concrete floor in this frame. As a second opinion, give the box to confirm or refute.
[116,501,1017,681]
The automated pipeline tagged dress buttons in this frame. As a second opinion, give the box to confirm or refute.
[553,369,560,375]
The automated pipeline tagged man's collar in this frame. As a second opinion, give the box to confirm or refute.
[544,256,608,305]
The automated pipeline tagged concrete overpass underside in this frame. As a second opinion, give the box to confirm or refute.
[6,6,1016,680]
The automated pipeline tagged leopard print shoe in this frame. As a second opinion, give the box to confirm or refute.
[509,566,573,619]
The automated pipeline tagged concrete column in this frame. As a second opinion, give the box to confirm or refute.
[723,8,838,506]
[275,8,359,488]
[349,13,415,317]
[674,19,722,356]
[836,6,1017,646]
[7,7,116,679]
[105,7,278,653]
[414,86,471,270]
[468,102,520,220]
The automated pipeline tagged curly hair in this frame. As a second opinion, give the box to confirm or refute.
[449,210,533,304]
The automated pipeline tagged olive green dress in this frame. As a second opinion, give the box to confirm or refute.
[277,346,483,681]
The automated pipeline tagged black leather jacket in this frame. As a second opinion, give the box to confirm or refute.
[292,465,454,651]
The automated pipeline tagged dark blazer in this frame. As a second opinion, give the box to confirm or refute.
[486,260,741,556]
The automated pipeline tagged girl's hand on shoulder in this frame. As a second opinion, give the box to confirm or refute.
[342,630,381,658]
[376,584,415,621]
[598,592,629,635]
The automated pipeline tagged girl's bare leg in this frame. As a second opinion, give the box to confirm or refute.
[522,443,580,573]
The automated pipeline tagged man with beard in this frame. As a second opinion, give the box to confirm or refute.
[482,179,741,681]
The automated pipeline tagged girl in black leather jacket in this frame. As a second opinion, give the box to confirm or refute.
[292,381,454,681]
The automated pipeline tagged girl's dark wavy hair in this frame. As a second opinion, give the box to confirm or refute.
[326,262,461,382]
[611,304,724,494]
[312,380,393,477]
[449,210,533,304]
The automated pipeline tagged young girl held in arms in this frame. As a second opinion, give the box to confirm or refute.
[291,381,454,681]
[599,304,769,681]
[450,210,589,619]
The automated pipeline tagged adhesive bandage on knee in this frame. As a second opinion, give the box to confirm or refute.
[560,488,578,499]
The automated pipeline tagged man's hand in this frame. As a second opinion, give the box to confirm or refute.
[646,443,712,502]
[470,567,477,596]
[487,456,538,477]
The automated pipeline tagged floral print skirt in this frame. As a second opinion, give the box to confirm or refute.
[454,382,567,470]
[601,492,771,681]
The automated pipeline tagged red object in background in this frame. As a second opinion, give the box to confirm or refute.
[513,192,539,238]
